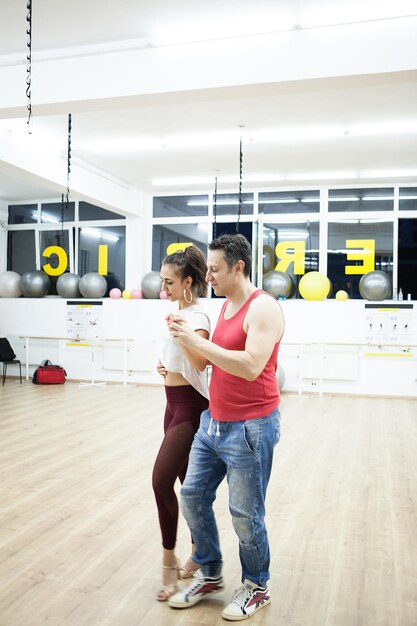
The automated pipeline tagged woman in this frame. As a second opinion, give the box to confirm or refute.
[152,245,210,601]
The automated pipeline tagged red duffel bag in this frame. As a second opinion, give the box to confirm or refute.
[33,360,67,384]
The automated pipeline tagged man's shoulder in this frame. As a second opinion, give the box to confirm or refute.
[249,290,280,311]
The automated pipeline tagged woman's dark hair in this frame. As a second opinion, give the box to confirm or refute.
[208,234,252,277]
[162,246,208,297]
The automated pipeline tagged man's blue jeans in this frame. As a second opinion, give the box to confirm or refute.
[180,407,281,587]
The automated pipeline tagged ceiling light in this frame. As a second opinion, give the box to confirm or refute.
[81,228,119,242]
[359,169,417,178]
[259,198,300,204]
[278,229,309,240]
[328,197,360,202]
[287,171,357,181]
[361,196,394,201]
[349,122,417,136]
[33,211,59,223]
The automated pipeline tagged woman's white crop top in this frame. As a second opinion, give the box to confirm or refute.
[160,305,210,399]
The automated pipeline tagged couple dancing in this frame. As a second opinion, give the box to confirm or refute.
[152,233,284,621]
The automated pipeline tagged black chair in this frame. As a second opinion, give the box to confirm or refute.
[0,338,22,386]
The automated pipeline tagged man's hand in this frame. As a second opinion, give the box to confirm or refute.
[168,316,201,350]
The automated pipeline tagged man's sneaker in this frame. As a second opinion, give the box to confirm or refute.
[168,572,224,609]
[222,579,271,621]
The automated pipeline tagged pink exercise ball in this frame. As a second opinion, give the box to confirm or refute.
[131,289,143,299]
[109,288,122,299]
[159,290,169,299]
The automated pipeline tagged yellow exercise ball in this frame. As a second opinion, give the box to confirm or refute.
[335,290,349,301]
[299,272,330,301]
[122,289,132,299]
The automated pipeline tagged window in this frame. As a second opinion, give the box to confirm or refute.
[399,187,417,211]
[8,204,38,225]
[79,201,125,221]
[328,188,394,212]
[153,196,208,218]
[78,226,126,284]
[7,231,36,273]
[152,224,208,271]
[327,220,393,298]
[214,193,253,216]
[398,218,417,299]
[262,221,320,297]
[259,190,320,214]
[41,201,75,223]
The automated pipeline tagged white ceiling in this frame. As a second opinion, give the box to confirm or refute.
[1,0,417,204]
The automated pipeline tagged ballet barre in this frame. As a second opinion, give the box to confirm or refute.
[19,336,135,386]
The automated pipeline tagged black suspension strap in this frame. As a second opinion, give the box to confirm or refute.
[26,0,32,133]
[237,128,244,233]
[213,175,218,239]
[61,113,72,231]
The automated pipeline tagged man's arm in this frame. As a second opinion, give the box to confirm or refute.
[169,295,283,381]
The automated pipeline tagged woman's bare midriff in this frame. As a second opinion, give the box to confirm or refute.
[165,371,190,387]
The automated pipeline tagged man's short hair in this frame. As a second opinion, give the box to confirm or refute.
[208,234,252,277]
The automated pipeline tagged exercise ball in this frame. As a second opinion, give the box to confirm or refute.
[263,271,295,299]
[122,289,132,299]
[0,271,22,297]
[131,289,143,299]
[56,273,81,298]
[109,288,122,299]
[335,290,349,301]
[277,365,285,390]
[299,272,330,301]
[20,270,50,298]
[104,273,124,297]
[359,270,392,301]
[79,272,107,298]
[141,271,162,299]
[159,290,169,299]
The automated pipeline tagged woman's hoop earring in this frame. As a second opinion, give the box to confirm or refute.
[184,288,193,304]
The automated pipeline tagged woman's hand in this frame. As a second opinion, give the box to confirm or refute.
[156,360,167,378]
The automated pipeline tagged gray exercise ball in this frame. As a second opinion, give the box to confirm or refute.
[141,271,162,299]
[359,270,392,301]
[263,271,295,299]
[0,271,22,297]
[20,270,50,298]
[57,273,81,298]
[79,272,107,298]
[277,365,286,390]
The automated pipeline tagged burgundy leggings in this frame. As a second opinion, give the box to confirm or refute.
[152,385,208,550]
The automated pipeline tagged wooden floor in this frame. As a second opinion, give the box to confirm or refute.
[0,382,416,626]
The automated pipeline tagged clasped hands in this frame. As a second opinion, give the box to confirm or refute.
[166,314,196,347]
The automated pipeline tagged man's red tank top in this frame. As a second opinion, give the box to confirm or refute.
[209,289,282,422]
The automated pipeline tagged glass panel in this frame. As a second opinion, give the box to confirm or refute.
[152,223,208,271]
[79,201,125,221]
[327,220,393,299]
[259,190,319,214]
[8,204,38,224]
[7,230,36,273]
[78,226,126,286]
[398,218,417,299]
[41,201,75,223]
[39,230,70,295]
[399,187,417,211]
[214,193,253,216]
[262,221,320,298]
[328,188,394,212]
[153,196,208,218]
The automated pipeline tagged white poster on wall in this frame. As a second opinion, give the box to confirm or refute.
[66,301,103,340]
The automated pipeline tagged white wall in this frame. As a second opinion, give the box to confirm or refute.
[0,297,416,398]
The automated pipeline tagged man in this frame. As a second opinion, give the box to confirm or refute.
[167,234,284,621]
